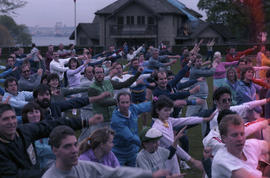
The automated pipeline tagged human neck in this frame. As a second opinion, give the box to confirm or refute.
[93,148,105,161]
[55,160,72,171]
[120,110,129,117]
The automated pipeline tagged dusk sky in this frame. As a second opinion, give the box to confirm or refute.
[13,0,206,27]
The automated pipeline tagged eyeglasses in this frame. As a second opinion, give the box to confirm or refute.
[222,98,232,104]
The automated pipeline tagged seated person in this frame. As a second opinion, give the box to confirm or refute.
[78,128,120,168]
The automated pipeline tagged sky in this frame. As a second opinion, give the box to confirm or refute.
[13,0,205,27]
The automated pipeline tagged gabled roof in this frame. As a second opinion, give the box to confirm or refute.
[69,23,99,40]
[190,22,232,39]
[95,0,187,16]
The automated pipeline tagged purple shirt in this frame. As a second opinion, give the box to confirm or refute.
[79,149,120,168]
[214,61,238,79]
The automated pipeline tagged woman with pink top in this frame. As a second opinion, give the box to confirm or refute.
[213,51,238,89]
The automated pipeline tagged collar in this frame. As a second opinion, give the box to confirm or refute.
[118,109,131,118]
[0,131,19,143]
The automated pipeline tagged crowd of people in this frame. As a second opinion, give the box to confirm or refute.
[0,40,270,178]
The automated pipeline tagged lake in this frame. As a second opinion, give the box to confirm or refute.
[32,36,74,46]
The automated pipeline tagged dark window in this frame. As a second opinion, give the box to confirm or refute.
[117,16,124,24]
[127,16,134,24]
[148,16,154,24]
[137,16,145,25]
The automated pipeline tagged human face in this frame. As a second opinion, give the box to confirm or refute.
[194,58,202,68]
[54,135,79,170]
[59,43,64,50]
[156,107,172,121]
[0,110,17,140]
[244,70,254,81]
[36,91,51,108]
[132,60,139,69]
[227,70,236,82]
[152,50,159,59]
[115,64,123,76]
[94,67,105,82]
[139,55,144,63]
[157,72,168,89]
[216,93,232,111]
[53,52,59,61]
[49,78,59,88]
[85,66,94,80]
[101,134,114,154]
[222,124,245,156]
[118,95,131,116]
[70,60,77,70]
[6,81,18,95]
[7,58,15,67]
[21,65,31,79]
[143,140,159,153]
[27,109,41,123]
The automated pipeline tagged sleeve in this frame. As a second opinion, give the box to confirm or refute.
[252,79,268,88]
[8,97,28,109]
[159,134,191,161]
[0,68,12,77]
[176,79,197,90]
[192,68,215,77]
[19,75,41,91]
[111,117,141,146]
[111,72,141,90]
[136,153,153,170]
[66,64,85,76]
[58,97,90,111]
[223,61,238,67]
[87,161,152,178]
[0,153,43,178]
[20,117,83,142]
[170,116,204,128]
[133,102,152,115]
[61,87,88,97]
[166,91,190,100]
[22,91,34,101]
[50,62,68,72]
[168,65,189,88]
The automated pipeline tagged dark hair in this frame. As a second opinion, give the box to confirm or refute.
[217,109,237,125]
[131,58,139,65]
[33,84,51,99]
[47,73,60,84]
[226,67,237,82]
[4,77,17,90]
[240,66,254,80]
[49,126,75,148]
[22,102,44,124]
[152,95,174,118]
[0,104,15,118]
[78,128,114,155]
[41,74,48,84]
[116,91,131,103]
[84,65,93,74]
[166,70,174,77]
[266,69,270,78]
[32,43,36,48]
[213,87,231,101]
[68,43,74,48]
[68,57,79,69]
[219,114,243,137]
[93,65,104,74]
[153,70,167,81]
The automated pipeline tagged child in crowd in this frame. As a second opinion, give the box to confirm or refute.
[151,95,216,174]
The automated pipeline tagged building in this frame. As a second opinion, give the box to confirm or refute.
[70,0,232,48]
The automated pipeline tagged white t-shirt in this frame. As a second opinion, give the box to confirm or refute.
[212,139,267,178]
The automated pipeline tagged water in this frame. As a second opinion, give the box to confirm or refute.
[32,36,74,46]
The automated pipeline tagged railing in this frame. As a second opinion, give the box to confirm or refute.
[110,24,157,36]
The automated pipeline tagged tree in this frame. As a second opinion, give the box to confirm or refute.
[0,25,14,46]
[0,0,27,14]
[198,0,269,42]
[0,15,32,46]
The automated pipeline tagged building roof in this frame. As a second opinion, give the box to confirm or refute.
[95,0,188,16]
[69,23,99,40]
[190,22,232,39]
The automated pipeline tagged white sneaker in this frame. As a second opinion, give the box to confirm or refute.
[180,161,191,170]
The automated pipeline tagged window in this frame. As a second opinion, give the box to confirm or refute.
[126,16,134,24]
[148,16,154,25]
[137,16,145,25]
[117,16,124,25]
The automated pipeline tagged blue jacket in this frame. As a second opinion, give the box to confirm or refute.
[111,102,152,157]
